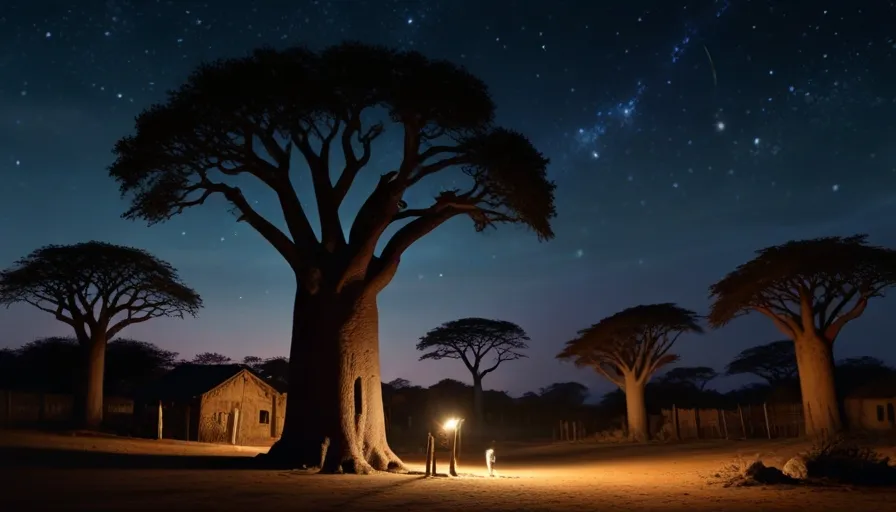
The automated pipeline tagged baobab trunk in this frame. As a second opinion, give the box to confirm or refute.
[472,375,484,428]
[794,334,842,437]
[79,336,107,429]
[265,286,403,473]
[623,374,649,443]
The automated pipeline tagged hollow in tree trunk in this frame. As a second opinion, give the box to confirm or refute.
[794,333,842,437]
[264,287,404,473]
[77,336,107,430]
[623,373,648,443]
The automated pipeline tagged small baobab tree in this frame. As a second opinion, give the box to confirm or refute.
[417,317,529,425]
[0,241,201,428]
[708,235,896,437]
[557,303,702,442]
[108,43,555,472]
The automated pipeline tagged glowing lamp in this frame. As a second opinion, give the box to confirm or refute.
[443,418,459,431]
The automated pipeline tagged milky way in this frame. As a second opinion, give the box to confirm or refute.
[1,1,895,398]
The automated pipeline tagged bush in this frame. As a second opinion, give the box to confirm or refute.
[802,435,896,486]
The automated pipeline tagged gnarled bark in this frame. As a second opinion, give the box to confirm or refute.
[623,373,648,443]
[264,288,403,473]
[794,333,842,437]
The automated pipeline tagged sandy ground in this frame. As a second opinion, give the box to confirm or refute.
[1,430,894,511]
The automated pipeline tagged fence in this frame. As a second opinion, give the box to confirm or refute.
[0,389,134,430]
[663,403,804,440]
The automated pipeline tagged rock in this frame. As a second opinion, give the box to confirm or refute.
[782,455,809,480]
[744,460,766,479]
[744,460,791,484]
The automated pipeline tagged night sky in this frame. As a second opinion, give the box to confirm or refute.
[2,1,896,399]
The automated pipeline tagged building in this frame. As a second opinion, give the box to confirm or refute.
[138,364,287,446]
[844,377,896,431]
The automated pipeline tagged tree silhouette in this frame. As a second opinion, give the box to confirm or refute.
[658,366,718,390]
[708,235,896,436]
[835,356,895,397]
[417,317,529,424]
[108,43,555,473]
[104,338,178,396]
[191,352,231,365]
[538,382,589,407]
[557,303,703,442]
[5,337,177,398]
[0,242,201,428]
[244,356,290,389]
[725,340,797,386]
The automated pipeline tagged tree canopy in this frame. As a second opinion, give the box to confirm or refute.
[417,317,529,379]
[0,241,202,342]
[708,235,896,341]
[109,43,556,297]
[725,340,797,385]
[657,366,718,390]
[191,352,232,365]
[538,381,590,407]
[557,303,703,387]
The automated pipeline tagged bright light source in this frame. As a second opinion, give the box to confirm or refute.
[443,418,459,431]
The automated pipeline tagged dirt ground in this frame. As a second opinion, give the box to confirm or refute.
[1,430,894,511]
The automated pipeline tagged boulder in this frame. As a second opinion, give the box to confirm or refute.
[782,455,809,480]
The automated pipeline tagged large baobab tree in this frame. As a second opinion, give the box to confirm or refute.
[0,242,201,428]
[108,43,556,473]
[725,340,797,386]
[557,304,702,442]
[708,235,896,437]
[417,317,529,424]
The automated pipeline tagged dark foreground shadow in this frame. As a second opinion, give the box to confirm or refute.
[0,445,261,470]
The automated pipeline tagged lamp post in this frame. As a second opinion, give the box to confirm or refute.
[443,417,464,477]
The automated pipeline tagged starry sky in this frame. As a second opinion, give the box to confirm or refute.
[2,0,896,399]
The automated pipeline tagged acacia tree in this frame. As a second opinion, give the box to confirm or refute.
[0,242,201,428]
[108,43,555,473]
[192,352,232,365]
[725,340,797,386]
[658,366,718,390]
[557,304,702,442]
[708,235,896,437]
[417,317,529,424]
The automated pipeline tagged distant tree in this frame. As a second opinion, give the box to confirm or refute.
[0,242,201,428]
[658,366,718,391]
[109,42,556,473]
[725,340,797,386]
[242,356,263,367]
[192,352,232,365]
[387,378,413,390]
[8,336,176,397]
[250,356,290,390]
[14,337,81,393]
[558,303,703,442]
[0,347,17,388]
[104,339,178,396]
[835,356,894,396]
[538,382,589,407]
[417,317,529,424]
[708,235,896,436]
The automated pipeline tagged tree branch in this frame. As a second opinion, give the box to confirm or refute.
[823,297,868,342]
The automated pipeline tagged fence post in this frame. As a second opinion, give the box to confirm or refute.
[157,401,163,440]
[737,405,747,439]
[425,433,433,476]
[763,402,772,439]
[719,409,729,440]
[672,405,681,440]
